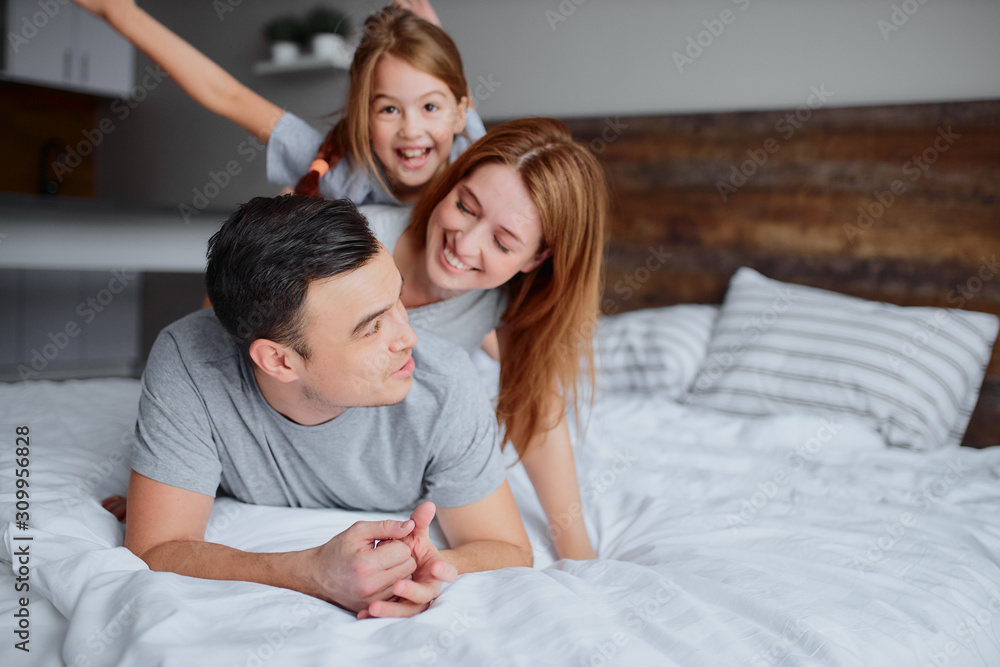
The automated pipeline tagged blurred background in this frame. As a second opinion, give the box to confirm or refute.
[1,0,998,381]
[4,0,999,205]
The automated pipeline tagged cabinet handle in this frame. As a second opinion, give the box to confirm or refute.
[81,52,89,83]
[63,50,72,81]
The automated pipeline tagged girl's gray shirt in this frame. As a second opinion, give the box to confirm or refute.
[267,109,487,206]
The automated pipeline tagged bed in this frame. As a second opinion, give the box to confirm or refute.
[3,264,1000,666]
[3,97,999,666]
[562,98,1000,450]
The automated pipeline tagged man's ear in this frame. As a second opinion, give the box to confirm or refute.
[248,339,301,383]
[519,247,553,274]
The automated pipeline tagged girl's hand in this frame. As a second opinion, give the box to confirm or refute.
[394,0,442,27]
[72,0,135,22]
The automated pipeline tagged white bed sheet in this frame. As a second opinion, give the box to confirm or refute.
[2,375,1000,666]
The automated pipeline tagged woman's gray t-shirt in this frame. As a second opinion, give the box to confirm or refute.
[360,205,507,357]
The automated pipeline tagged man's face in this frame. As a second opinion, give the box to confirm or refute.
[292,247,418,413]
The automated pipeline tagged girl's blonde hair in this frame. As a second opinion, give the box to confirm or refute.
[410,117,610,456]
[295,6,468,197]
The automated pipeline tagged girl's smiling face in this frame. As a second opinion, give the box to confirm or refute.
[369,54,467,203]
[423,162,552,294]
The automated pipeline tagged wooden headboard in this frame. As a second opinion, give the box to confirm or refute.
[561,100,1000,448]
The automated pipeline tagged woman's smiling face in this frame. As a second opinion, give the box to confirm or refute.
[423,162,551,294]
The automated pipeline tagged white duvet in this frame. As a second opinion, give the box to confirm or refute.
[2,373,1000,667]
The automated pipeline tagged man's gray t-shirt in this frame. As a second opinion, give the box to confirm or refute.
[267,109,487,206]
[131,308,505,511]
[360,205,507,357]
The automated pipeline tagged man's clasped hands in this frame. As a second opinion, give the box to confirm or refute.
[312,502,457,619]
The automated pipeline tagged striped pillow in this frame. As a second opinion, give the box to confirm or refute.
[596,304,719,400]
[683,267,998,450]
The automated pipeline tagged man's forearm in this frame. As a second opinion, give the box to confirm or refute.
[138,540,319,599]
[441,540,532,574]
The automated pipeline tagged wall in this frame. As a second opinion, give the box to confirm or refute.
[92,0,1000,209]
[443,0,1000,117]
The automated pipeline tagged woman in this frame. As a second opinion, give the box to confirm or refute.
[362,117,609,560]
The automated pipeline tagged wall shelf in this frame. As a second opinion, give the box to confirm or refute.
[251,52,352,76]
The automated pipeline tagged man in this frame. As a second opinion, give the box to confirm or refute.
[125,195,531,620]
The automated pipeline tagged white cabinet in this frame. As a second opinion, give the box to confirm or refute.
[4,0,134,97]
[5,0,74,88]
[75,7,133,95]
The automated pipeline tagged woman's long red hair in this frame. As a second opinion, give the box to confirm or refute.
[410,118,610,456]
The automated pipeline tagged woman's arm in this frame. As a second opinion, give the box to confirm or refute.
[73,0,284,141]
[520,415,597,560]
[436,481,533,572]
[496,326,597,561]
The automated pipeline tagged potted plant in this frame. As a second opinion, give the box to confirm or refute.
[264,16,305,64]
[303,7,352,63]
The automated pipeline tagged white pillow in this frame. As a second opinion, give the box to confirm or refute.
[595,304,719,400]
[683,267,998,450]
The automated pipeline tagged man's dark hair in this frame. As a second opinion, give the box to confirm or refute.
[206,195,380,358]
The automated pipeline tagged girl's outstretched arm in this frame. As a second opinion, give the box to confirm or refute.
[73,0,284,141]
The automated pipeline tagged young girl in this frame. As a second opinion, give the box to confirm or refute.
[73,0,483,205]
